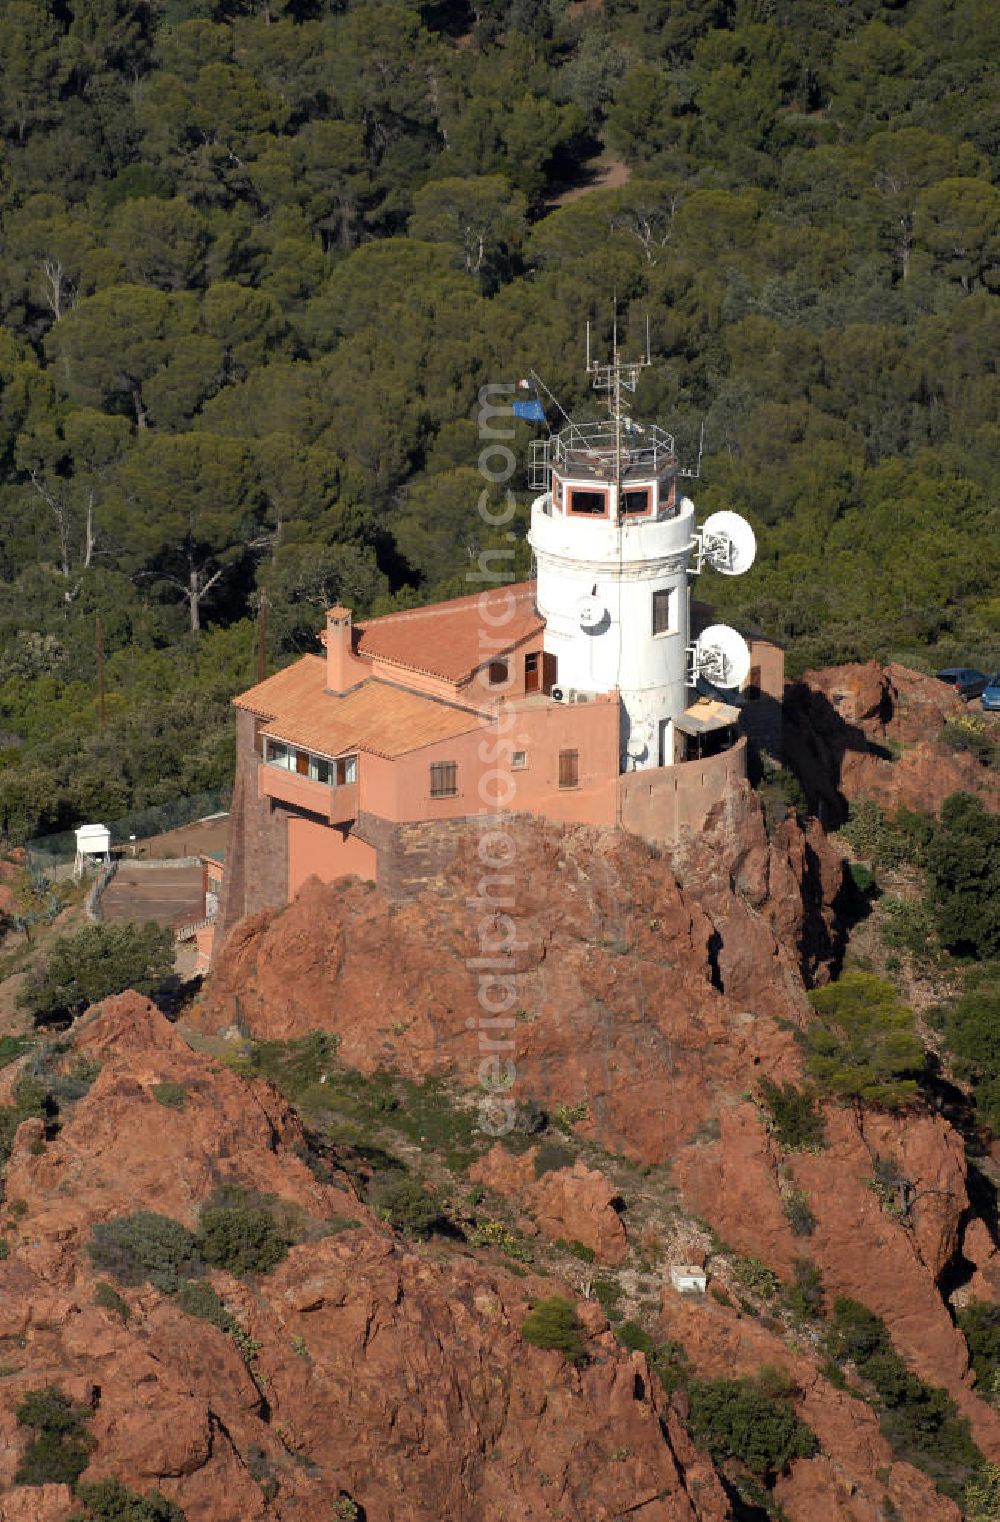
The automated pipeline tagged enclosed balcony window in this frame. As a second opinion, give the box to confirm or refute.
[265,739,356,787]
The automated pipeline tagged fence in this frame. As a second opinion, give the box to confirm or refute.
[25,788,230,878]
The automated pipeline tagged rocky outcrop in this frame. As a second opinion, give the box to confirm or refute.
[470,1142,629,1263]
[0,996,730,1522]
[200,817,822,1164]
[661,1295,962,1522]
[783,660,998,823]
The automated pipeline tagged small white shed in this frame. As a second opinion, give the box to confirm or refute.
[669,1264,708,1295]
[74,823,111,877]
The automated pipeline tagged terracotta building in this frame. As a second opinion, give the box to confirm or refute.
[218,393,782,942]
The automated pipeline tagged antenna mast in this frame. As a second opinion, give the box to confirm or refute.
[587,304,651,512]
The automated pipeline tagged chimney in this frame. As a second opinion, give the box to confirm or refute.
[325,606,356,692]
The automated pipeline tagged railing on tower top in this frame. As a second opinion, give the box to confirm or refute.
[531,419,677,491]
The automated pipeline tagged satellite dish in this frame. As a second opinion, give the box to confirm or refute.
[700,511,756,577]
[694,624,752,689]
[576,596,607,630]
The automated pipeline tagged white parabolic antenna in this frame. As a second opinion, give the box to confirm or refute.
[701,511,757,577]
[576,596,607,630]
[695,624,752,689]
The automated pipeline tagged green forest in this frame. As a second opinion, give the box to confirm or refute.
[0,0,998,844]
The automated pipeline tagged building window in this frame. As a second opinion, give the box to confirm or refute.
[568,489,607,516]
[652,587,674,636]
[488,658,509,687]
[265,739,291,770]
[558,749,579,789]
[430,761,458,798]
[310,756,332,784]
[295,749,310,776]
[621,488,650,516]
[512,751,527,770]
[336,755,357,786]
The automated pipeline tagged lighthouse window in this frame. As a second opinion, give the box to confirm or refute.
[621,488,651,516]
[652,588,675,636]
[568,489,607,517]
[558,750,579,789]
[430,761,458,798]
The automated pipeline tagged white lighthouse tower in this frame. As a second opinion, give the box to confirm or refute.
[528,325,754,772]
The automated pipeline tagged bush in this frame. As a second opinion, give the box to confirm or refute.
[825,1298,983,1500]
[732,1255,780,1300]
[957,1301,1000,1394]
[532,1138,574,1176]
[152,1082,187,1111]
[175,1280,237,1334]
[19,922,175,1027]
[758,1078,826,1150]
[784,1259,824,1322]
[69,1478,187,1521]
[521,1297,585,1362]
[15,1385,94,1487]
[616,1320,689,1393]
[686,1375,818,1477]
[89,1212,200,1293]
[925,793,1000,960]
[806,973,925,1108]
[367,1172,440,1238]
[93,1281,130,1322]
[931,969,1000,1130]
[784,1190,818,1237]
[196,1201,289,1277]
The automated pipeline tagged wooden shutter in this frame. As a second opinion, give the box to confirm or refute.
[558,750,579,789]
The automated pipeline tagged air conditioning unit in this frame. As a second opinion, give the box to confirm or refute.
[551,686,564,702]
[566,689,591,703]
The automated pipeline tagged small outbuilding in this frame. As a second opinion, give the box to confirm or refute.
[73,823,111,878]
[669,1264,708,1295]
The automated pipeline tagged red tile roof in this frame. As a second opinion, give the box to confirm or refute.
[355,580,542,682]
[235,656,486,759]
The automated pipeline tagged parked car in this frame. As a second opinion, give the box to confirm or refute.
[935,667,989,700]
[981,674,1000,712]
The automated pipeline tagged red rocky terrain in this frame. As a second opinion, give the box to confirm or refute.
[196,778,1000,1519]
[0,996,729,1522]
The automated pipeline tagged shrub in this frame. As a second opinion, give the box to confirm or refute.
[19,922,175,1027]
[806,973,925,1108]
[152,1082,187,1111]
[89,1212,200,1293]
[554,1236,596,1262]
[69,1478,187,1521]
[521,1297,585,1362]
[532,1138,574,1177]
[196,1201,289,1276]
[925,793,1000,960]
[93,1281,130,1323]
[758,1078,826,1150]
[732,1255,780,1300]
[15,1385,94,1487]
[957,1301,1000,1394]
[825,1297,983,1499]
[784,1190,818,1237]
[686,1375,818,1477]
[367,1172,440,1238]
[931,969,1000,1130]
[784,1259,824,1322]
[175,1280,237,1334]
[615,1320,689,1392]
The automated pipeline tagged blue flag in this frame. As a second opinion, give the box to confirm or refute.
[513,398,545,421]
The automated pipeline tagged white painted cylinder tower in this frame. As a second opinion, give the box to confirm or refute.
[529,417,695,771]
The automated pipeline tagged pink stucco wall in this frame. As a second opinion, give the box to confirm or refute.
[287,815,377,897]
[619,736,748,845]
